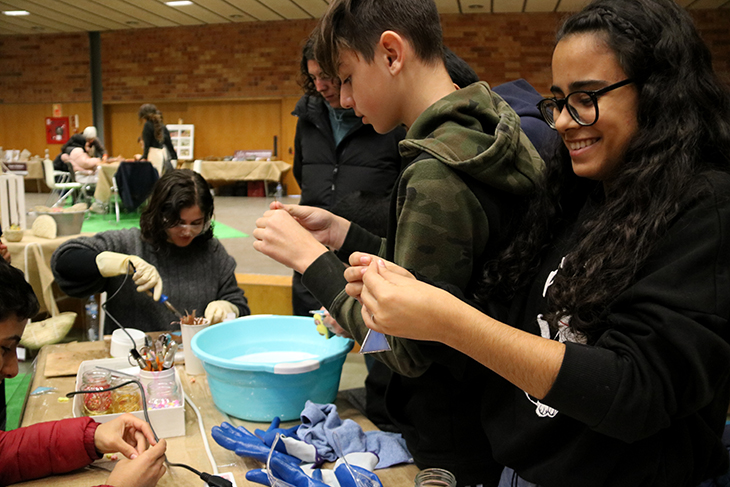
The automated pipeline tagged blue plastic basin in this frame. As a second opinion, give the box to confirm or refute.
[191,315,354,421]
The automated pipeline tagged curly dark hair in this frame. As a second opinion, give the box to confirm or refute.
[0,260,39,322]
[475,0,730,342]
[139,169,215,251]
[138,103,165,143]
[299,36,318,97]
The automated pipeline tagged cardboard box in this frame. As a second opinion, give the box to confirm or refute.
[73,357,185,438]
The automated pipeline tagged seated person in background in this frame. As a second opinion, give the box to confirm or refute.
[52,169,249,333]
[0,260,166,487]
[83,126,108,163]
[53,133,86,172]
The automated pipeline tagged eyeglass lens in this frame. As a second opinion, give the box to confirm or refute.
[541,92,597,128]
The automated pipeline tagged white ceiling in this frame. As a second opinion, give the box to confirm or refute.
[0,0,727,36]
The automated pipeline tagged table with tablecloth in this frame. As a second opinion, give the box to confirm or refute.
[3,233,93,315]
[185,160,291,183]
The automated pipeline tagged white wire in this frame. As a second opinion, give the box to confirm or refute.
[183,389,219,475]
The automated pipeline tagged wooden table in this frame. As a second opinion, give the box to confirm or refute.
[16,341,419,487]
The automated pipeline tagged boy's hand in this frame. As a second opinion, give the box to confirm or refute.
[253,209,329,273]
[317,307,352,339]
[268,202,351,251]
[94,413,158,459]
[106,438,167,487]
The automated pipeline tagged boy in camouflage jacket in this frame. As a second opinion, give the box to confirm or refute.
[252,0,544,484]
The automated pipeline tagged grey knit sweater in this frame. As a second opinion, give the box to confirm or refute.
[51,228,249,333]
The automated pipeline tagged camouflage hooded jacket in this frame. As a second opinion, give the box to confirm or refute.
[302,81,545,377]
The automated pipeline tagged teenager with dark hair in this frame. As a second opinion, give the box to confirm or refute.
[52,170,248,333]
[290,35,405,316]
[251,0,544,484]
[345,0,730,485]
[0,262,167,486]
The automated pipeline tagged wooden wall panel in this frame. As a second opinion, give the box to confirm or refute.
[105,99,284,166]
[0,103,93,159]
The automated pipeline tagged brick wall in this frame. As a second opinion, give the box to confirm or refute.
[0,10,728,104]
[0,33,89,104]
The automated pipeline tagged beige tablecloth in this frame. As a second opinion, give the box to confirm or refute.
[4,233,93,315]
[92,162,120,203]
[196,160,291,182]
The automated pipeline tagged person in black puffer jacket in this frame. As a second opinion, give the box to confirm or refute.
[290,35,406,316]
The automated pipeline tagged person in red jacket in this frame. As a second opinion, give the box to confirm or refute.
[0,260,167,487]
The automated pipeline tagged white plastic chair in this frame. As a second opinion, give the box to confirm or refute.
[42,158,82,208]
[0,167,26,230]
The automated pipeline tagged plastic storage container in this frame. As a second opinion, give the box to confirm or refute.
[33,210,86,236]
[191,315,354,421]
[73,357,185,438]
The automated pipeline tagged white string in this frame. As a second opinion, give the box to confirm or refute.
[183,389,219,475]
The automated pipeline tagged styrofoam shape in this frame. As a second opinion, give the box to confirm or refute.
[191,315,354,421]
[73,357,185,438]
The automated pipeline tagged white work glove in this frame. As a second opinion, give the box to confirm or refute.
[204,300,239,324]
[95,251,163,301]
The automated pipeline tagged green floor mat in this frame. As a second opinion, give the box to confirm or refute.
[5,373,31,430]
[81,212,248,239]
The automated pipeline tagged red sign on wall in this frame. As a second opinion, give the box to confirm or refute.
[46,117,70,144]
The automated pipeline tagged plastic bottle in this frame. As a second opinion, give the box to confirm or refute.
[275,182,283,200]
[85,295,99,341]
[44,148,49,160]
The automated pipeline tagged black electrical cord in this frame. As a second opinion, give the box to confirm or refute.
[67,376,232,487]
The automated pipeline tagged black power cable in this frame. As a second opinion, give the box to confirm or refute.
[67,379,232,487]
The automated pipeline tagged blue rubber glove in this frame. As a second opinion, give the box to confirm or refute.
[255,417,319,464]
[246,459,383,487]
[256,417,301,445]
[212,422,300,465]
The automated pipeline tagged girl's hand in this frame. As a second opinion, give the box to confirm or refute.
[106,438,167,487]
[357,258,457,344]
[345,253,414,301]
[94,413,157,459]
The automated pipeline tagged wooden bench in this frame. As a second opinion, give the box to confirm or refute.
[236,273,292,315]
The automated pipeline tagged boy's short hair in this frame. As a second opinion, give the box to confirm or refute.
[315,0,444,77]
[0,261,39,322]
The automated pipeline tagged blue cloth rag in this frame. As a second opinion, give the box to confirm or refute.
[296,401,412,469]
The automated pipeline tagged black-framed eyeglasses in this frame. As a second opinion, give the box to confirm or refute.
[537,79,634,130]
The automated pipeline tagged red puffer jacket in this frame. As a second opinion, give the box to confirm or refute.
[0,416,112,486]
